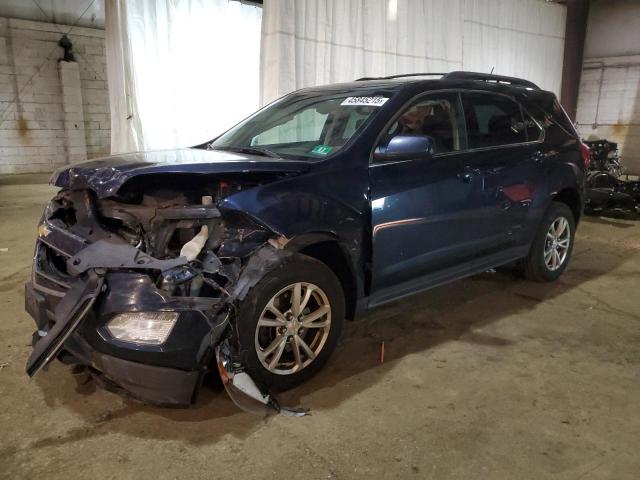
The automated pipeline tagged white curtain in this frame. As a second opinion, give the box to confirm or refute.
[462,0,566,95]
[106,0,262,153]
[260,0,566,105]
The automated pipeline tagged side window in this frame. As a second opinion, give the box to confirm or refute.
[462,93,526,148]
[378,93,463,155]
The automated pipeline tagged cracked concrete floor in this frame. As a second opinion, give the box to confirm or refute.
[1,174,639,480]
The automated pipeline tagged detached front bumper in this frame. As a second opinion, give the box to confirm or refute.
[26,276,217,407]
[25,220,222,407]
[26,204,303,414]
[64,331,202,406]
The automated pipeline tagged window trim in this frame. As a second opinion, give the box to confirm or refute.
[369,88,545,165]
[521,105,544,143]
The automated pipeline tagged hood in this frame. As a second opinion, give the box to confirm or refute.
[51,148,311,198]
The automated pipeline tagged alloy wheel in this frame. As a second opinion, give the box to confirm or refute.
[544,216,571,271]
[254,282,331,375]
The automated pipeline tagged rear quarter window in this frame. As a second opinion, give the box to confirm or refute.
[552,100,578,138]
[524,113,543,142]
[524,93,578,146]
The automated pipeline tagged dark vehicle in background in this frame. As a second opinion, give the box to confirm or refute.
[583,139,640,213]
[25,72,587,412]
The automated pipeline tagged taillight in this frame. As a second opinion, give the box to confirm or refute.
[579,142,591,170]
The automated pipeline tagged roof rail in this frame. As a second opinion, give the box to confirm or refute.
[355,71,540,89]
[355,72,447,81]
[442,71,539,89]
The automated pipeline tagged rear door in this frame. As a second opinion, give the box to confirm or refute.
[459,92,544,253]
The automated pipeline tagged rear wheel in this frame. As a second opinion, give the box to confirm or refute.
[236,254,344,391]
[522,202,576,282]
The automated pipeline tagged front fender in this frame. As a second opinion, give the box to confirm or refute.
[218,165,370,297]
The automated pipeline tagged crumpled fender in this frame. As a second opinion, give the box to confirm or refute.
[204,245,308,416]
[218,165,369,298]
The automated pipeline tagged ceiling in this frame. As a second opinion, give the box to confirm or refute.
[0,0,263,30]
[0,0,105,29]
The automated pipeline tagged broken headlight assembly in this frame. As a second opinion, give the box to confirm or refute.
[105,312,179,345]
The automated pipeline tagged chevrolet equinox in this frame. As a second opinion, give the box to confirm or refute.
[25,72,587,413]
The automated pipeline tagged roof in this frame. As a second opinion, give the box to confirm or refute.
[357,71,540,89]
[295,71,549,97]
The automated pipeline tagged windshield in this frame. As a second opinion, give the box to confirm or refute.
[208,92,392,160]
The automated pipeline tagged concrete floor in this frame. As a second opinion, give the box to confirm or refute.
[1,174,639,480]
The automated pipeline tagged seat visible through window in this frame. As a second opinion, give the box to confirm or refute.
[422,105,454,152]
[378,95,462,156]
[462,93,526,148]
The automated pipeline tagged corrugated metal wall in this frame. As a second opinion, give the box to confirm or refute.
[575,0,640,174]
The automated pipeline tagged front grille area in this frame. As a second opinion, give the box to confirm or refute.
[32,241,71,299]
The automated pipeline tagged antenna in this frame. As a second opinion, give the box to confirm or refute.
[490,66,495,74]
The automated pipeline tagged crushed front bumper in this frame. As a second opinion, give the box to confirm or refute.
[26,216,305,414]
[64,332,202,406]
[25,219,221,406]
[25,273,217,407]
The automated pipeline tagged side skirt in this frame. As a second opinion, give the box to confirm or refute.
[367,245,529,309]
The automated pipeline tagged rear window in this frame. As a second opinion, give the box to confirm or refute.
[462,93,526,148]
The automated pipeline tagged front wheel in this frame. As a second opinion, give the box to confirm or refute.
[235,253,344,391]
[522,202,576,282]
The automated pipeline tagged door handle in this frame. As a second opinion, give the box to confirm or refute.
[458,166,480,183]
[459,172,474,183]
[532,151,544,165]
[533,150,558,165]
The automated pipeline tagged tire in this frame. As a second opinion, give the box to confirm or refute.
[235,253,345,391]
[522,202,576,282]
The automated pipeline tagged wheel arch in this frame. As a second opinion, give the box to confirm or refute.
[286,234,359,320]
[552,187,583,225]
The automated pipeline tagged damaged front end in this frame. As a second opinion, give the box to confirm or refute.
[26,172,305,415]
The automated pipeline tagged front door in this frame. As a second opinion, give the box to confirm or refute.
[369,92,486,301]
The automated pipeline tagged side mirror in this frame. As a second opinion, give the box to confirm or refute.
[373,135,435,162]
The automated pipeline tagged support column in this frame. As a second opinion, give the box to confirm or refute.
[58,60,87,164]
[560,0,590,121]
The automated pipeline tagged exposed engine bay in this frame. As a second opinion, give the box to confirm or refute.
[27,173,308,416]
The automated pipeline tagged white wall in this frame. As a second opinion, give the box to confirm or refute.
[575,0,640,174]
[260,0,567,104]
[461,0,566,94]
[0,17,110,174]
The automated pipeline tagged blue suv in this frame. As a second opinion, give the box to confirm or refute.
[26,72,587,411]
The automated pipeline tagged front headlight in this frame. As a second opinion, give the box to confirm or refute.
[106,312,179,345]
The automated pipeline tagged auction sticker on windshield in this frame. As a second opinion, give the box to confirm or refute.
[311,145,333,155]
[341,96,389,107]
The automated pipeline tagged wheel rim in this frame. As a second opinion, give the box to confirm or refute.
[544,216,571,271]
[254,282,331,375]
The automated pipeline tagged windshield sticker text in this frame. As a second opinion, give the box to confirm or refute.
[341,96,389,107]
